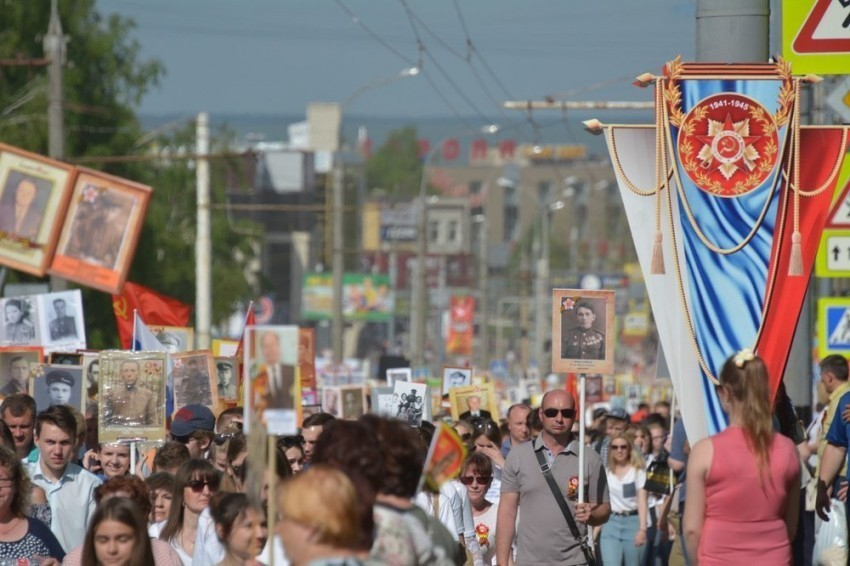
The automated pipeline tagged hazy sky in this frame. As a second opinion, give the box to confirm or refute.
[97,0,700,118]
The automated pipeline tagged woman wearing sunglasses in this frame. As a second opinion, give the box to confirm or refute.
[470,419,505,505]
[599,433,647,566]
[460,451,499,565]
[151,459,220,565]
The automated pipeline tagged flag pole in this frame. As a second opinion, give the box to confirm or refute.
[578,372,586,504]
[131,309,138,351]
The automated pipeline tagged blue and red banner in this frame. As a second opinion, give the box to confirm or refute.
[605,59,848,441]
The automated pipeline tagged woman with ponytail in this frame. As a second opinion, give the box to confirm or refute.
[683,349,801,565]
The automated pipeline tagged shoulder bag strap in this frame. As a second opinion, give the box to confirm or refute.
[534,447,596,566]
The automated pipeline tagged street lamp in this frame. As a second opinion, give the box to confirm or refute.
[330,67,420,364]
[411,124,499,369]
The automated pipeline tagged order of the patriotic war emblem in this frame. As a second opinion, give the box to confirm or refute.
[676,93,779,197]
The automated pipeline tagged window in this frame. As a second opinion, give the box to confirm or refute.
[447,220,459,244]
[429,220,440,244]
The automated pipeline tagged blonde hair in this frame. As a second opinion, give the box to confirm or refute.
[606,433,645,471]
[719,354,773,482]
[277,465,359,548]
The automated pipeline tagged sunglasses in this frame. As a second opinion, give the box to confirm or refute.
[611,444,630,450]
[459,433,472,442]
[214,433,239,445]
[186,479,219,493]
[542,408,576,419]
[459,475,492,486]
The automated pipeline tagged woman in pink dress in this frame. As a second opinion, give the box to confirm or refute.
[684,350,801,565]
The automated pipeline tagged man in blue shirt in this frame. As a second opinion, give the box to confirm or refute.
[816,388,850,523]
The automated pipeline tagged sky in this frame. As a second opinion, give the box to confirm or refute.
[96,0,703,120]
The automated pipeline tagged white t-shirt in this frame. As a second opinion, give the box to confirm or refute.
[472,503,499,565]
[606,466,646,513]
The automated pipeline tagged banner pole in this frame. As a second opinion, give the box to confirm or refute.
[578,372,586,504]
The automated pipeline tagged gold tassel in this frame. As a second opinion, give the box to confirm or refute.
[788,231,803,276]
[651,231,665,274]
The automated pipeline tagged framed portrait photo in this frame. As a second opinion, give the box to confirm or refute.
[449,383,496,422]
[0,296,41,347]
[214,356,238,403]
[243,325,301,436]
[336,385,367,420]
[49,167,152,294]
[441,366,472,396]
[370,386,395,418]
[171,351,219,417]
[0,144,76,276]
[147,326,194,353]
[552,288,615,375]
[98,350,167,443]
[386,367,411,387]
[40,290,86,351]
[30,363,84,414]
[391,381,427,427]
[0,347,42,397]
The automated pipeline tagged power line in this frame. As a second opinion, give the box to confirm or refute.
[333,0,417,67]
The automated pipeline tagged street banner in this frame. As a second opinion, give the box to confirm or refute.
[600,58,848,442]
[422,422,467,492]
[113,282,192,349]
[445,295,474,356]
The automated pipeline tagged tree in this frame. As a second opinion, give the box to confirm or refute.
[0,2,261,348]
[364,126,423,199]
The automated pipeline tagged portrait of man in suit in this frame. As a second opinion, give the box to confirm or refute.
[459,394,492,421]
[0,174,49,242]
[252,330,295,412]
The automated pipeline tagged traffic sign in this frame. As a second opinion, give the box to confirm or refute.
[783,0,850,75]
[827,76,850,122]
[827,180,850,228]
[818,297,850,359]
[816,229,850,276]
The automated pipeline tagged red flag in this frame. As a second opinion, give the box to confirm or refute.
[422,423,467,491]
[112,282,192,349]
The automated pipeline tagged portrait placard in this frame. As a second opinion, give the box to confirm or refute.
[386,367,411,387]
[243,325,301,435]
[298,328,316,390]
[48,352,82,365]
[81,351,100,417]
[0,290,86,352]
[441,366,472,396]
[391,381,427,427]
[337,385,367,420]
[145,325,193,353]
[214,356,238,402]
[50,167,152,294]
[30,363,84,414]
[0,144,76,275]
[552,289,615,375]
[171,351,219,416]
[0,347,42,397]
[370,386,395,418]
[98,350,167,443]
[448,383,497,422]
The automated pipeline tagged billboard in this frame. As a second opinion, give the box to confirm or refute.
[302,273,393,322]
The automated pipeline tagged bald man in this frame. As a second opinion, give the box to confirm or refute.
[497,390,610,565]
[0,177,44,240]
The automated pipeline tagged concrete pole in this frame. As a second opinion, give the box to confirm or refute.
[477,216,489,370]
[535,210,550,375]
[44,0,67,292]
[695,0,769,62]
[331,155,345,364]
[195,113,211,350]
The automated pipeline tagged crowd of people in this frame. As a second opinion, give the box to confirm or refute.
[0,348,838,565]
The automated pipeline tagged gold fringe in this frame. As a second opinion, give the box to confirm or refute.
[651,231,665,274]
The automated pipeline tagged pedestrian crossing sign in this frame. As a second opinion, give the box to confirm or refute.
[818,297,850,358]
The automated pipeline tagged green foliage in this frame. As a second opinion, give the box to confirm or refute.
[0,1,260,348]
[364,126,423,198]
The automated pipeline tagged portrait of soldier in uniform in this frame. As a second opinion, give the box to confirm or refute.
[33,366,83,413]
[48,298,78,341]
[63,190,130,270]
[216,359,237,401]
[561,300,605,360]
[0,354,31,396]
[2,299,37,345]
[104,359,158,427]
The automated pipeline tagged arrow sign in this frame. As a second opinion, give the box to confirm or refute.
[827,77,850,122]
[826,234,850,271]
[793,0,850,54]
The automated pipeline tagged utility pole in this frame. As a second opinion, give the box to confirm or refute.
[196,113,211,350]
[44,0,68,292]
[331,152,344,364]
